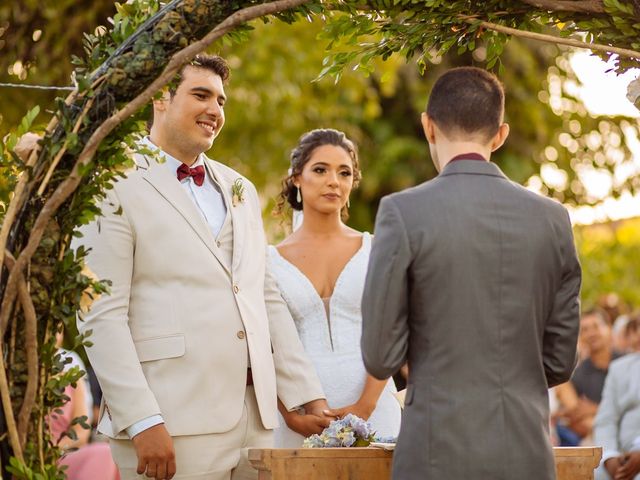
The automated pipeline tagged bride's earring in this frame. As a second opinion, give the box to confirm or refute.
[346,197,350,208]
[296,186,302,203]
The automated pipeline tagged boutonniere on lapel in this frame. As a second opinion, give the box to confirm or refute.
[231,178,245,207]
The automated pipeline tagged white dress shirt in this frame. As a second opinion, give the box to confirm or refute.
[126,138,227,438]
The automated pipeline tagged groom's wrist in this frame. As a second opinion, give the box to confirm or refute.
[302,398,329,416]
[126,414,165,438]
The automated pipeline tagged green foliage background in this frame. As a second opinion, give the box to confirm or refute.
[2,1,640,308]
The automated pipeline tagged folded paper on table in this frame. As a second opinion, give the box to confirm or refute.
[369,442,396,451]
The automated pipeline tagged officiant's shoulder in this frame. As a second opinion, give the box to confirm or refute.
[379,175,446,206]
[509,179,572,218]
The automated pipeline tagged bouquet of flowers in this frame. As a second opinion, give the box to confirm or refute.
[303,414,376,448]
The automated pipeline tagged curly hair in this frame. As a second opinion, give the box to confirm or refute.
[275,128,361,220]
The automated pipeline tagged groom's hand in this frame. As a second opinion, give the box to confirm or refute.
[132,424,176,479]
[324,401,375,421]
[302,398,334,418]
[282,410,332,437]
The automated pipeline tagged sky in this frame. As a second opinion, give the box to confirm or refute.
[562,51,640,225]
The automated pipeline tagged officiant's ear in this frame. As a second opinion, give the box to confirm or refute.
[421,112,437,144]
[490,123,510,152]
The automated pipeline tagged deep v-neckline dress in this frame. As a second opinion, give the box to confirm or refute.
[268,232,401,446]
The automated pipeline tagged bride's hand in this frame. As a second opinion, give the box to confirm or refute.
[324,400,376,421]
[281,410,331,437]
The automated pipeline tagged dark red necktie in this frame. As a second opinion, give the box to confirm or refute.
[176,164,205,186]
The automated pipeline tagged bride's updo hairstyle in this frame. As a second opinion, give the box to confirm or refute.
[276,128,361,218]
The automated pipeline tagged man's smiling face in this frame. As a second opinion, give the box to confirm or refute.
[155,65,226,163]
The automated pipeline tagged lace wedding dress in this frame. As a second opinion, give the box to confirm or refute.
[268,232,401,447]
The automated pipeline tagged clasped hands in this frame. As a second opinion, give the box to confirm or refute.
[605,451,640,480]
[280,398,376,437]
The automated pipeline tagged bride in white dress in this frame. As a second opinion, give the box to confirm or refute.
[269,128,401,447]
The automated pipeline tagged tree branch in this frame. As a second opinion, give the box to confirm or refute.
[518,0,605,13]
[0,0,311,346]
[0,253,24,462]
[16,271,38,450]
[461,16,640,60]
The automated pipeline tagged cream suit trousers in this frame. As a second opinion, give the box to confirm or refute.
[110,387,272,480]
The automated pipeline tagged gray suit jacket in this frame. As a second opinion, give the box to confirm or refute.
[361,159,581,480]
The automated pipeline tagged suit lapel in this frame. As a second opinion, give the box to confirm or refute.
[204,160,245,273]
[140,156,231,276]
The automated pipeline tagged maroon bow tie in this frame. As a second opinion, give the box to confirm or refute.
[176,163,205,186]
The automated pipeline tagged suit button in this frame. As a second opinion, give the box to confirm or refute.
[216,240,221,247]
[237,331,245,339]
[233,284,239,294]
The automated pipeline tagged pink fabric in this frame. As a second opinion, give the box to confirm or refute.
[50,385,120,480]
[59,442,120,480]
[49,385,74,444]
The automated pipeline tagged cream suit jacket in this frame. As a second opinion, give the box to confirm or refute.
[74,152,324,438]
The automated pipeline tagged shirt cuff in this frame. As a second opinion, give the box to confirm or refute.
[632,435,640,451]
[126,415,164,438]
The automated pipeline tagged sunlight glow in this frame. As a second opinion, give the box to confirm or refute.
[566,52,640,225]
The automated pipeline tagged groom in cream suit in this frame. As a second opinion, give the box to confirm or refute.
[361,67,581,479]
[74,55,327,480]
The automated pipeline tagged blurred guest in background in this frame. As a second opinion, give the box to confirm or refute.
[555,308,624,445]
[593,345,640,480]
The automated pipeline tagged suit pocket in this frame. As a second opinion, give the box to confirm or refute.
[405,383,415,406]
[134,334,185,362]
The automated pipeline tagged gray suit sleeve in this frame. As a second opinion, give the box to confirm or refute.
[543,211,581,387]
[361,196,411,380]
[594,365,623,462]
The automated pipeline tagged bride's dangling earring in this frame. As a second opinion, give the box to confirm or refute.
[346,197,350,208]
[296,186,302,204]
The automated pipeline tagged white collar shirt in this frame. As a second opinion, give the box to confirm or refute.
[141,137,227,238]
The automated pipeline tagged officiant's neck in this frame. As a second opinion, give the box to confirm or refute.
[421,113,509,173]
[436,142,493,170]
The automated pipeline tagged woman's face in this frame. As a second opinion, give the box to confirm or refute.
[295,144,354,215]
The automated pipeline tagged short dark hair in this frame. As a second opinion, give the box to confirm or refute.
[426,67,505,142]
[275,128,361,220]
[148,54,230,129]
[170,54,230,94]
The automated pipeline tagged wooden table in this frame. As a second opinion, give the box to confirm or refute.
[555,447,602,480]
[249,446,602,480]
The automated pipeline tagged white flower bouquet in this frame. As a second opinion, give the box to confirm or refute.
[303,414,376,448]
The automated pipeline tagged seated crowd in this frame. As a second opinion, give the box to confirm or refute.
[551,304,640,480]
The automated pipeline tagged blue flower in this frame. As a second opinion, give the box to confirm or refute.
[302,434,325,448]
[340,430,356,447]
[303,414,376,448]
